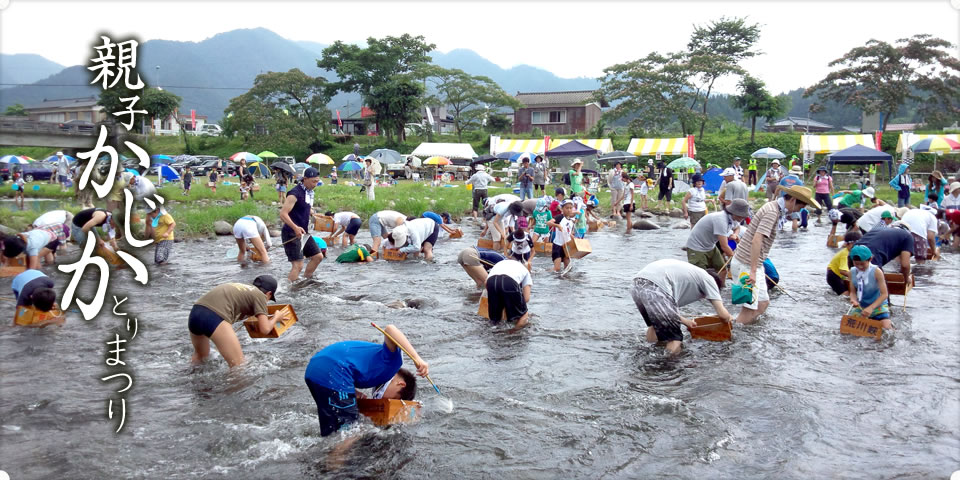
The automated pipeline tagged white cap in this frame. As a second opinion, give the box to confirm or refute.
[648,159,654,165]
[56,151,64,156]
[721,168,737,177]
[863,186,875,198]
[790,165,802,173]
[476,164,485,171]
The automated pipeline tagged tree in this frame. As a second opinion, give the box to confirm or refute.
[485,114,511,133]
[318,34,435,143]
[804,34,960,132]
[4,104,27,116]
[140,88,182,124]
[732,75,787,143]
[424,66,521,142]
[687,16,762,140]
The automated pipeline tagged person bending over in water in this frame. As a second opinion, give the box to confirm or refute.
[457,246,506,288]
[483,259,533,330]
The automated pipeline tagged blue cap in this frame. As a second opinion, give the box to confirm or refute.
[850,245,872,261]
[303,167,319,178]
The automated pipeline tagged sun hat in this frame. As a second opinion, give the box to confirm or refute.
[56,151,63,156]
[253,275,278,302]
[571,158,583,166]
[850,245,873,261]
[721,167,737,177]
[725,198,750,218]
[949,181,960,194]
[691,173,703,184]
[817,166,827,173]
[476,164,486,171]
[771,159,780,165]
[391,225,409,248]
[881,210,895,220]
[897,206,909,219]
[932,170,944,181]
[862,187,875,199]
[790,165,802,174]
[777,185,821,209]
[828,208,841,222]
[648,159,654,165]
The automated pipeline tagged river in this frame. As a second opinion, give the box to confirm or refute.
[1,212,958,479]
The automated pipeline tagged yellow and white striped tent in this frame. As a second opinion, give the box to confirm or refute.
[895,133,960,153]
[494,138,615,155]
[799,134,875,154]
[626,137,695,156]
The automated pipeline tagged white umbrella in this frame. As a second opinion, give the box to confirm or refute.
[751,147,786,159]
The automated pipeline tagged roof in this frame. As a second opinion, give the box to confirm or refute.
[799,134,875,154]
[515,90,608,108]
[410,142,478,160]
[884,123,923,132]
[627,137,696,156]
[546,140,599,157]
[493,138,614,155]
[24,96,99,110]
[770,116,834,129]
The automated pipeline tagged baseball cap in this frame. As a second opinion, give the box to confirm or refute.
[303,167,319,178]
[560,199,574,207]
[721,168,737,177]
[253,275,278,301]
[571,158,583,166]
[881,210,895,220]
[849,245,872,261]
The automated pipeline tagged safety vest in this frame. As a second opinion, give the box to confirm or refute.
[869,164,877,174]
[688,167,694,174]
[748,158,757,171]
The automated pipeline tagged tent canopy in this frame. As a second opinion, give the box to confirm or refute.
[411,142,477,160]
[826,144,893,176]
[800,134,874,154]
[492,138,614,155]
[545,140,599,157]
[627,137,695,156]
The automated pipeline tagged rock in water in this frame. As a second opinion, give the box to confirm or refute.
[213,220,232,235]
[638,211,655,219]
[633,219,660,230]
[672,222,691,229]
[268,229,281,237]
[668,208,685,218]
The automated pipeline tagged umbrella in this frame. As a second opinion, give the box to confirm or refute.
[471,154,497,166]
[339,161,363,171]
[342,153,361,162]
[293,162,311,174]
[597,151,638,164]
[230,151,262,163]
[369,148,403,164]
[270,162,295,175]
[424,156,451,166]
[305,153,334,165]
[150,154,173,164]
[910,137,960,153]
[666,156,700,170]
[159,164,180,181]
[406,155,423,168]
[247,162,270,177]
[751,147,786,159]
[173,154,197,164]
[43,154,76,163]
[508,152,536,163]
[495,151,519,160]
[125,168,141,177]
[0,155,31,164]
[257,151,279,159]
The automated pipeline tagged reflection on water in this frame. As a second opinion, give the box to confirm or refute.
[0,217,958,478]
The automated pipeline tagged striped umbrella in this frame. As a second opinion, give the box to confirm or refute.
[0,155,31,164]
[229,151,262,163]
[424,156,451,166]
[910,137,960,153]
[306,153,334,165]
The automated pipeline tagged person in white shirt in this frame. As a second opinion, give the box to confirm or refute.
[388,217,440,262]
[621,172,636,233]
[898,207,939,262]
[682,173,710,227]
[484,259,533,330]
[369,210,406,255]
[546,200,577,272]
[508,229,534,264]
[326,211,362,247]
[943,182,960,210]
[466,165,496,219]
[630,259,733,354]
[232,215,273,263]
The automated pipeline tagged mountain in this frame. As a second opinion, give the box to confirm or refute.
[431,49,598,95]
[0,54,64,90]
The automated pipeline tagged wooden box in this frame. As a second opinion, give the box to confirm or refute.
[15,305,65,327]
[449,229,463,239]
[313,215,336,233]
[96,245,126,268]
[357,398,422,426]
[564,238,592,259]
[243,304,298,338]
[0,254,27,277]
[534,241,550,254]
[207,181,216,188]
[884,273,913,296]
[251,185,261,192]
[476,295,505,321]
[249,249,263,262]
[587,220,601,232]
[382,248,407,261]
[477,238,494,249]
[840,314,884,340]
[688,315,732,342]
[826,234,843,248]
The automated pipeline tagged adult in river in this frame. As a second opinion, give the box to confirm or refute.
[717,168,748,206]
[304,324,427,436]
[484,259,533,330]
[852,224,915,289]
[630,259,732,354]
[187,275,283,367]
[466,165,495,219]
[368,209,407,255]
[387,217,440,262]
[71,207,120,249]
[279,167,323,282]
[685,198,749,275]
[731,185,819,324]
[232,215,273,263]
[457,246,506,288]
[897,206,938,262]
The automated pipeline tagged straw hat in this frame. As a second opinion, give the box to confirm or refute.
[790,165,802,174]
[950,181,960,194]
[932,170,944,181]
[777,185,820,209]
[897,206,909,219]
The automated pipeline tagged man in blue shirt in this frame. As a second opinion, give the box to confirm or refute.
[279,167,324,282]
[304,324,429,436]
[12,269,56,310]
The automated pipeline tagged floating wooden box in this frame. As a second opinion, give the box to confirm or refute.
[884,273,913,296]
[449,229,463,239]
[826,234,844,248]
[688,315,732,342]
[477,238,494,249]
[249,249,263,262]
[243,304,298,338]
[0,254,27,277]
[588,220,601,232]
[564,238,592,259]
[840,314,884,340]
[534,241,550,254]
[313,215,336,233]
[382,248,407,261]
[357,398,422,426]
[96,245,126,268]
[14,305,65,327]
[476,295,505,321]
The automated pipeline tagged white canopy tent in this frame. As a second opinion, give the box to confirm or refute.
[410,142,478,160]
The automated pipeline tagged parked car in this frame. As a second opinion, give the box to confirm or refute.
[275,156,295,165]
[17,163,56,182]
[192,160,220,176]
[191,124,222,136]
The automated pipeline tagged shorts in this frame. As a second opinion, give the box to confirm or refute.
[155,239,172,264]
[657,188,672,201]
[486,274,527,323]
[510,250,531,262]
[623,203,636,213]
[281,228,322,262]
[58,175,69,184]
[305,379,358,437]
[630,278,684,343]
[71,224,86,245]
[472,188,488,212]
[687,246,725,272]
[188,304,225,337]
[730,257,769,310]
[369,213,384,238]
[276,184,287,193]
[44,239,61,254]
[233,219,259,239]
[688,210,705,226]
[826,269,848,295]
[851,302,890,320]
[458,248,482,266]
[424,223,440,247]
[344,217,362,236]
[551,243,567,261]
[911,232,928,259]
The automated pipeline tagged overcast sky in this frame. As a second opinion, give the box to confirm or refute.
[1,0,958,95]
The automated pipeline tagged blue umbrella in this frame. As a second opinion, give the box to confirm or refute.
[292,162,311,174]
[159,164,180,181]
[508,152,536,163]
[0,155,30,164]
[43,154,76,163]
[125,168,141,176]
[150,154,174,164]
[496,151,519,160]
[339,161,363,171]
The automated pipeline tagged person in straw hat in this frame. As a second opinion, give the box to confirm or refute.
[731,185,820,324]
[925,170,945,207]
[942,181,960,210]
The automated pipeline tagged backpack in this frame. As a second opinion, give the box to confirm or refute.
[563,172,571,185]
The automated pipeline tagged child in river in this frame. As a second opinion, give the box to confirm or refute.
[508,228,534,265]
[848,245,892,329]
[826,231,861,295]
[531,197,553,243]
[546,200,577,272]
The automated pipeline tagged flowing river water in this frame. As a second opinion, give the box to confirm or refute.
[1,209,958,479]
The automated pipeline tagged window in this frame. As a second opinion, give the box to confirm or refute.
[531,110,566,124]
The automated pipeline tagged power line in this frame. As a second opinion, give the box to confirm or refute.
[0,83,250,90]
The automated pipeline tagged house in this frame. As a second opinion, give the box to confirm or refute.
[331,107,376,135]
[764,116,834,133]
[177,111,209,133]
[23,96,107,123]
[420,105,456,134]
[512,90,607,135]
